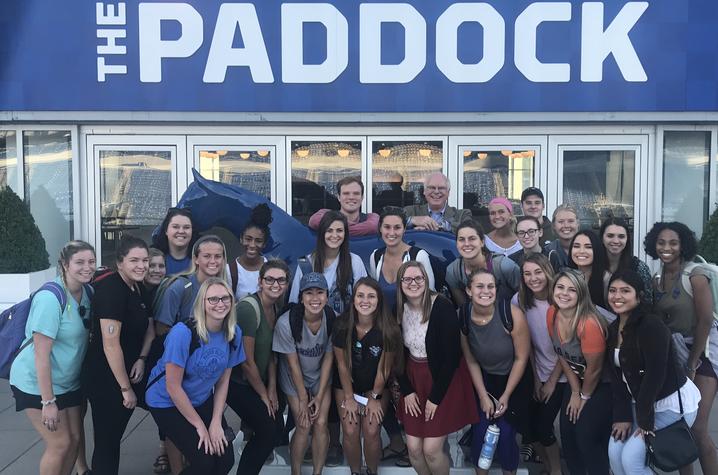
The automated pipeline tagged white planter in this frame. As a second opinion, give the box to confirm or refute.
[0,267,57,312]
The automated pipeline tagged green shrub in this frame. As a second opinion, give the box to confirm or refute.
[699,206,718,264]
[0,186,50,273]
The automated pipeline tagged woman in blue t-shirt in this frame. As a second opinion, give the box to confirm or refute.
[146,277,246,474]
[9,240,96,475]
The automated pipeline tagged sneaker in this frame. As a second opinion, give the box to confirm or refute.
[325,444,344,467]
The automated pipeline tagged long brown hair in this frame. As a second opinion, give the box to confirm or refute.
[518,253,554,311]
[338,277,402,378]
[313,211,352,302]
[396,261,436,324]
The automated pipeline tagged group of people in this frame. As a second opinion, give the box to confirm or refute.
[6,171,718,475]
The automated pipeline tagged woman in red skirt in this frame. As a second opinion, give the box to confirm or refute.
[396,261,480,475]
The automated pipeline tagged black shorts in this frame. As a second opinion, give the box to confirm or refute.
[11,385,84,412]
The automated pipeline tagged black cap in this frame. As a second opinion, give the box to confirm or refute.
[521,187,544,202]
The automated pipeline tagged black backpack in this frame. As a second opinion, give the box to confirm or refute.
[286,302,336,345]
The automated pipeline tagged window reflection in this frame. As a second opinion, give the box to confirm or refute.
[0,131,17,193]
[99,150,172,264]
[371,141,443,214]
[463,149,534,227]
[663,132,710,238]
[198,149,271,198]
[563,150,635,232]
[291,141,362,224]
[24,131,73,260]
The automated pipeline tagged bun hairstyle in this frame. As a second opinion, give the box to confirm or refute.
[245,203,273,243]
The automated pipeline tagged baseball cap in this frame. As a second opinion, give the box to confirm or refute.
[299,272,328,293]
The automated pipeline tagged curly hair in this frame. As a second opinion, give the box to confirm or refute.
[244,203,273,243]
[643,221,698,261]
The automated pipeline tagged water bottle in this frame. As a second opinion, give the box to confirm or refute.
[477,424,500,470]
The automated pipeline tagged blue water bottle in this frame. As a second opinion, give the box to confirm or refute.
[478,424,500,469]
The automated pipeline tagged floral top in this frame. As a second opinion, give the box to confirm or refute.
[402,305,428,358]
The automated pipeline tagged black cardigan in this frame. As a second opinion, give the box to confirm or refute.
[606,310,686,430]
[398,295,461,405]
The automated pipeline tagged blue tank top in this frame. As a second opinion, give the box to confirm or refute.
[378,272,397,314]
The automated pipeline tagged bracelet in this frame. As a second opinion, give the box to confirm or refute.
[138,355,147,361]
[40,397,57,407]
[370,391,382,400]
[120,386,131,393]
[580,392,592,400]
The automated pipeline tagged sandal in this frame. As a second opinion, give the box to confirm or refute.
[153,454,170,474]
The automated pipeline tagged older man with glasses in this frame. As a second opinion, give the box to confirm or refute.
[403,172,471,233]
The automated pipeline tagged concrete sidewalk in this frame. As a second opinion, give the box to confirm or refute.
[1,380,715,474]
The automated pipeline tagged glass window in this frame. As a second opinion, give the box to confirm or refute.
[371,141,443,214]
[0,131,18,193]
[99,149,172,264]
[462,149,534,226]
[562,150,635,232]
[663,131,710,238]
[290,141,362,224]
[198,149,271,199]
[23,131,73,260]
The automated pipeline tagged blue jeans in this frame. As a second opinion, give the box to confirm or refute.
[608,404,698,475]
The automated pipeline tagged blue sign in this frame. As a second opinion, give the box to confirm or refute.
[0,1,716,112]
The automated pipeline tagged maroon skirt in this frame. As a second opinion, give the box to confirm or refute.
[399,356,480,438]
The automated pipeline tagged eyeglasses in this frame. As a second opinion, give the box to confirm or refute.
[262,276,288,286]
[207,296,232,305]
[425,186,448,193]
[400,276,425,285]
[517,229,539,238]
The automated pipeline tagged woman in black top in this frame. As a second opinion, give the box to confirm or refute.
[333,277,401,475]
[606,270,701,475]
[82,235,155,475]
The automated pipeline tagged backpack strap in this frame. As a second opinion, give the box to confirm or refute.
[460,301,471,336]
[239,294,262,330]
[324,306,336,336]
[229,260,239,295]
[408,246,421,261]
[373,248,385,271]
[681,262,698,298]
[14,282,67,356]
[498,298,513,333]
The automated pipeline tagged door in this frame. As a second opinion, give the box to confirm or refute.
[549,135,649,257]
[86,135,186,265]
[449,135,546,229]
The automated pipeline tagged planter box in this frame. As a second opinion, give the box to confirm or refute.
[0,267,57,312]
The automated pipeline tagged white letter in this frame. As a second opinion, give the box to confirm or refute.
[581,2,648,82]
[515,3,571,82]
[97,29,127,55]
[359,4,426,84]
[435,3,504,83]
[204,4,274,83]
[96,3,126,25]
[97,57,127,82]
[281,3,348,83]
[139,3,203,83]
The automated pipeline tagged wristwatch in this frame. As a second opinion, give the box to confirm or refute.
[370,391,382,400]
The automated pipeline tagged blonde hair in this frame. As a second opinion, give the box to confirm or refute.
[551,269,606,341]
[58,240,96,286]
[552,203,578,221]
[190,277,237,344]
[396,261,436,324]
